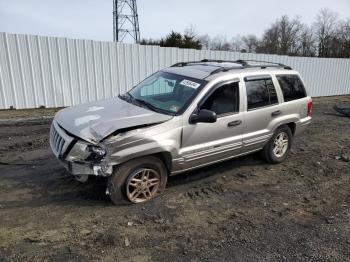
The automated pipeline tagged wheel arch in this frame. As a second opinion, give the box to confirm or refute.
[273,121,296,136]
[153,152,171,173]
[112,150,174,175]
[285,122,296,135]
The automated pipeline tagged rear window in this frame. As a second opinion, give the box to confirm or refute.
[276,75,307,102]
[246,78,278,110]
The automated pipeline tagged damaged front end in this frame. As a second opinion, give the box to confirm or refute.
[50,121,114,182]
[50,97,174,182]
[50,119,172,183]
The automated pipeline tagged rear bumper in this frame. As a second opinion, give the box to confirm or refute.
[295,116,312,136]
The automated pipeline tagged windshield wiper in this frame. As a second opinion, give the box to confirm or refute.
[133,98,165,114]
[120,92,172,115]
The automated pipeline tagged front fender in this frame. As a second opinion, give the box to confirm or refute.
[107,139,179,167]
[102,118,183,170]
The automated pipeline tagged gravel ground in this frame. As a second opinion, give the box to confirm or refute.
[0,96,349,262]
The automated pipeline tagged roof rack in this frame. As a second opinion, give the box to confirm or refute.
[171,59,292,75]
[171,59,240,67]
[236,59,291,69]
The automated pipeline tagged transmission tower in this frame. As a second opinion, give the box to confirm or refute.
[113,0,140,43]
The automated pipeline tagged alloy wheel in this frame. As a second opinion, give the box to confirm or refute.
[273,132,289,158]
[126,168,161,203]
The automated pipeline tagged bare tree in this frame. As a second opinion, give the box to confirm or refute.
[299,25,317,56]
[279,16,303,55]
[241,34,259,53]
[333,19,350,58]
[231,36,244,52]
[151,8,349,58]
[258,15,304,55]
[197,34,211,50]
[257,22,279,54]
[341,19,350,57]
[184,25,198,39]
[210,35,231,51]
[313,8,338,57]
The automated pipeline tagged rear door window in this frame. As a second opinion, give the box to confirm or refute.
[276,75,306,102]
[245,78,278,110]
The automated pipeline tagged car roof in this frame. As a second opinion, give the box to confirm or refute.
[162,60,297,81]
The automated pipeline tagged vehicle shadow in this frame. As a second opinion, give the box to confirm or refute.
[167,152,265,187]
[0,153,266,209]
[0,158,111,208]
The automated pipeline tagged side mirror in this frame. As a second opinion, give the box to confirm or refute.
[190,109,217,124]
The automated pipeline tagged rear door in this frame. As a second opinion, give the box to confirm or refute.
[242,75,282,152]
[180,80,244,169]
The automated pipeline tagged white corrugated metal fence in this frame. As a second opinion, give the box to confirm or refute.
[0,32,349,109]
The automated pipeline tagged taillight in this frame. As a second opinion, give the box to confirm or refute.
[307,100,313,117]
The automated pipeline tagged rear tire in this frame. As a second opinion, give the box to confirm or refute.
[261,125,293,164]
[107,156,167,205]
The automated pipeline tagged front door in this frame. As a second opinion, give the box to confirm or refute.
[180,81,244,170]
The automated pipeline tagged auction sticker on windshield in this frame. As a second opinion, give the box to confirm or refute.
[180,79,201,89]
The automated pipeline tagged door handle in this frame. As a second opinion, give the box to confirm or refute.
[227,120,242,127]
[271,110,282,117]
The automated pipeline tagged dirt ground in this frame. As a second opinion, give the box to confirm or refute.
[0,96,349,262]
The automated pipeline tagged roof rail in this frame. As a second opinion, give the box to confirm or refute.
[235,59,292,69]
[171,59,241,67]
[171,59,292,74]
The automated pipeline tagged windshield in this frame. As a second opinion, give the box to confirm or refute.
[124,71,207,115]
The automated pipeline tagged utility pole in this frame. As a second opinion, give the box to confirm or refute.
[113,0,140,43]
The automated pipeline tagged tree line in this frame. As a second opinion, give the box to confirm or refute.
[140,8,350,58]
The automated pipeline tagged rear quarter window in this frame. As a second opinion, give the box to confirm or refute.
[276,74,307,102]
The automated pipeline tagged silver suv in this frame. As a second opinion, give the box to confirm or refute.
[50,59,312,205]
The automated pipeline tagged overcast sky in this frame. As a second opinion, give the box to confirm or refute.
[0,0,349,42]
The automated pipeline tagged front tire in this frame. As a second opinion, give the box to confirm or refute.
[107,156,167,205]
[262,125,293,164]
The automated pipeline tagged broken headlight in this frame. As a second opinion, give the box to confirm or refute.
[88,145,106,157]
[66,142,106,162]
[86,145,107,162]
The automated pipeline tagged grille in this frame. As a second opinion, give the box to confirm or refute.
[50,124,67,156]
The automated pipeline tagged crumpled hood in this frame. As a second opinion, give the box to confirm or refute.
[55,97,173,143]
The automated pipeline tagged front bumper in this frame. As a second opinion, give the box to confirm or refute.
[57,158,113,177]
